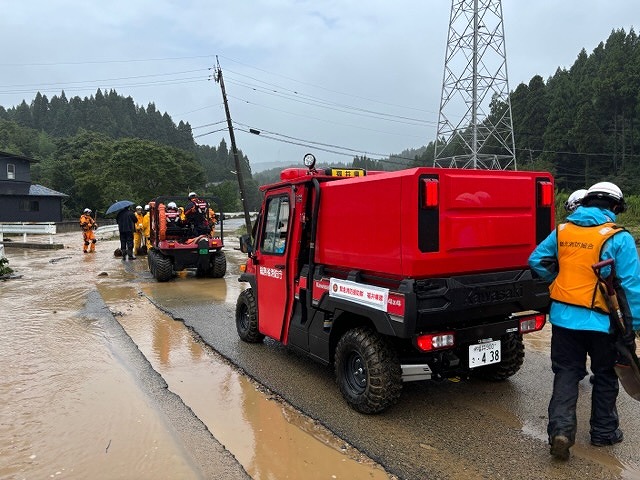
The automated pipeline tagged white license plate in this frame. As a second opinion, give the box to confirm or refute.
[468,340,501,368]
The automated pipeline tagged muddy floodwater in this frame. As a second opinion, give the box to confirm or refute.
[0,233,392,480]
[0,245,199,479]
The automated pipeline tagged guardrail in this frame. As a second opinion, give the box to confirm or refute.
[0,222,57,244]
[95,225,119,238]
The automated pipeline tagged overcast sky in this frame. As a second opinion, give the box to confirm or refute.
[0,1,637,170]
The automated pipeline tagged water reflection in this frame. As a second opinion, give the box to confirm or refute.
[152,305,205,365]
[143,276,231,304]
[110,288,392,479]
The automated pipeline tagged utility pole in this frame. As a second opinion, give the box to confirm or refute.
[434,0,516,170]
[214,56,253,236]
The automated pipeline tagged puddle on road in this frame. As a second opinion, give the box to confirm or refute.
[523,327,551,353]
[103,283,393,480]
[142,274,233,305]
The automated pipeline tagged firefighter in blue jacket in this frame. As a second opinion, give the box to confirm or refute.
[529,181,640,460]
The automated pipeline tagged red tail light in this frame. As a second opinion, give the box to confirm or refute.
[422,178,439,208]
[415,332,455,352]
[538,181,553,207]
[519,313,547,333]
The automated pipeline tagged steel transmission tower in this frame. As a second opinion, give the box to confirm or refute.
[434,0,516,169]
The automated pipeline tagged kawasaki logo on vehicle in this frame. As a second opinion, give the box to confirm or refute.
[465,284,523,305]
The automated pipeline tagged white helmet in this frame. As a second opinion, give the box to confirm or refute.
[167,202,177,209]
[83,208,91,214]
[188,192,197,198]
[144,204,150,211]
[584,181,626,212]
[136,205,142,210]
[564,189,587,212]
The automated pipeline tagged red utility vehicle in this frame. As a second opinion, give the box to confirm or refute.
[236,154,554,413]
[147,195,226,282]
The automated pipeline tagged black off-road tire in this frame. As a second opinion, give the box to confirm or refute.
[154,253,174,282]
[209,252,227,278]
[334,327,402,414]
[472,333,524,381]
[147,249,156,276]
[236,289,264,343]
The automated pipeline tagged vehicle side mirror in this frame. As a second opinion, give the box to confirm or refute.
[239,234,253,255]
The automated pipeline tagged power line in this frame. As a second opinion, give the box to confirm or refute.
[191,120,227,131]
[515,147,640,160]
[223,71,436,124]
[0,77,207,96]
[232,122,418,167]
[217,55,440,115]
[0,54,215,67]
[175,104,223,116]
[193,127,228,139]
[0,69,209,89]
[224,78,433,127]
[226,94,426,140]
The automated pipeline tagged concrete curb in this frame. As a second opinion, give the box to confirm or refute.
[1,241,64,250]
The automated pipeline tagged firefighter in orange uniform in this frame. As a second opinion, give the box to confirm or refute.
[79,208,97,253]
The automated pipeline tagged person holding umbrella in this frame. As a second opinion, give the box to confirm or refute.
[116,205,138,261]
[529,181,640,460]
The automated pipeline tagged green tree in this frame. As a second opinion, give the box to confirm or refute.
[13,100,32,128]
[570,102,607,187]
[31,92,49,131]
[207,180,241,212]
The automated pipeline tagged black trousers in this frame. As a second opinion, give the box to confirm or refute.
[548,325,620,444]
[119,231,134,256]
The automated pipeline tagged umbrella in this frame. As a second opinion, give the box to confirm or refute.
[105,200,134,215]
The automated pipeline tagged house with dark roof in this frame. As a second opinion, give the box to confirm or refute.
[0,151,68,222]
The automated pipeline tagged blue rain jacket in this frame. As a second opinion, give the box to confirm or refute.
[529,205,640,332]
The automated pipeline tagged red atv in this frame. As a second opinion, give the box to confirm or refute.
[147,195,226,282]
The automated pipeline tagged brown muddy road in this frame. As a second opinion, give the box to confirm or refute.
[2,232,640,480]
[0,233,390,480]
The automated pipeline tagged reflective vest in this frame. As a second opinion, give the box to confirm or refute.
[549,222,624,313]
[193,198,207,214]
[166,210,180,224]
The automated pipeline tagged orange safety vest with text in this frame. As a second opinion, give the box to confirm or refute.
[549,222,624,313]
